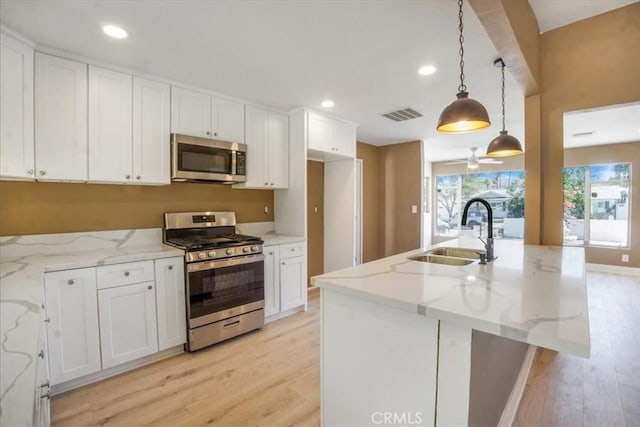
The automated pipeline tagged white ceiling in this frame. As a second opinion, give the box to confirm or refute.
[529,0,637,33]
[0,1,634,162]
[564,102,640,149]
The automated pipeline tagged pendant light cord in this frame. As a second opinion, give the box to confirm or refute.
[501,61,506,131]
[457,0,466,93]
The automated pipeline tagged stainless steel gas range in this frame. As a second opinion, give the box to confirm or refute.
[164,211,264,351]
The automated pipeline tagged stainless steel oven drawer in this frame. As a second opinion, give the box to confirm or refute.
[189,308,264,351]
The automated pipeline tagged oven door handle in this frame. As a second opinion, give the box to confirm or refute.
[187,253,265,272]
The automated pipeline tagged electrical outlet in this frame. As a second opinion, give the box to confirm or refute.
[411,205,418,214]
[264,205,269,214]
[621,254,629,263]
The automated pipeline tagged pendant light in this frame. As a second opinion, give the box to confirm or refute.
[486,58,524,157]
[437,0,491,134]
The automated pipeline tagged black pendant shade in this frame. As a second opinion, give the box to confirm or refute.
[437,91,491,134]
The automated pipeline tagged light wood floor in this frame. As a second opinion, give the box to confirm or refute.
[52,290,321,427]
[515,272,640,427]
[53,274,640,427]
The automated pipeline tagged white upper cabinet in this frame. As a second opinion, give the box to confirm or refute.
[35,53,88,181]
[235,105,288,189]
[0,32,34,180]
[307,110,356,160]
[171,86,244,143]
[214,96,245,143]
[88,66,133,183]
[133,77,170,184]
[170,86,211,138]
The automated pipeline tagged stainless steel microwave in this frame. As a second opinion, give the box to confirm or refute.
[171,134,247,183]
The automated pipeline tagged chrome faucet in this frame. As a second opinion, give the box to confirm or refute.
[461,197,496,263]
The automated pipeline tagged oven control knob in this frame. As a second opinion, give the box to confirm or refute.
[226,249,233,256]
[198,252,207,260]
[208,251,216,258]
[242,247,249,253]
[251,246,258,252]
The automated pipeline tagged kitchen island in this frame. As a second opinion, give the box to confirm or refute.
[312,238,589,427]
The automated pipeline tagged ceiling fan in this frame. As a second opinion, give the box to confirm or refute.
[445,147,504,169]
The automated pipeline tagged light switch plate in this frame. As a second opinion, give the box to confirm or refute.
[622,254,629,263]
[411,205,418,214]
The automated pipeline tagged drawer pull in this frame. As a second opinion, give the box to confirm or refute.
[124,271,130,277]
[148,285,153,290]
[38,350,45,359]
[282,261,285,265]
[223,320,240,329]
[44,318,50,323]
[67,279,74,285]
[168,265,173,270]
[40,380,50,388]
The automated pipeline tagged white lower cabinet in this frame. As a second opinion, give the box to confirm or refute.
[44,256,186,388]
[155,257,186,350]
[264,241,306,320]
[44,268,101,385]
[98,281,159,368]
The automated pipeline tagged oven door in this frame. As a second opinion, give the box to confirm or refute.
[171,135,247,182]
[186,254,264,328]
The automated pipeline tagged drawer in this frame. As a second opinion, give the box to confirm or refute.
[97,260,154,289]
[279,242,304,259]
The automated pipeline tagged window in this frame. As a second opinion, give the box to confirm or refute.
[435,170,525,239]
[563,163,630,247]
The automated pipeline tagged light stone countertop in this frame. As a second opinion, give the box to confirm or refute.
[312,237,590,358]
[259,233,305,246]
[0,229,184,426]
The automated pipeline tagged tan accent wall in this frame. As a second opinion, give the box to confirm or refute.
[307,160,324,282]
[357,142,381,262]
[0,181,273,236]
[564,142,640,268]
[378,141,422,257]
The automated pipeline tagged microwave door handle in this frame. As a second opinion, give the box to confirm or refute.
[231,150,237,176]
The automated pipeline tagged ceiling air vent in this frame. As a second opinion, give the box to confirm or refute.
[382,107,423,122]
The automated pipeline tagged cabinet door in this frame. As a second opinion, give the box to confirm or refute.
[170,86,211,138]
[213,96,245,143]
[133,77,170,185]
[280,255,306,312]
[99,282,159,368]
[332,120,356,158]
[44,268,101,384]
[88,66,133,183]
[307,111,332,153]
[268,111,289,188]
[264,245,280,317]
[0,33,34,180]
[242,105,268,188]
[155,257,186,350]
[35,53,88,181]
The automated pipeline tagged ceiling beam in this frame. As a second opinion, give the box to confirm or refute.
[469,0,541,96]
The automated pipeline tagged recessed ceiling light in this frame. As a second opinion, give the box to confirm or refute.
[418,65,437,76]
[102,25,128,39]
[321,100,335,108]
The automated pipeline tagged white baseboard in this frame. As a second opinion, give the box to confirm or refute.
[51,345,184,395]
[587,263,640,276]
[498,345,537,427]
[265,305,305,324]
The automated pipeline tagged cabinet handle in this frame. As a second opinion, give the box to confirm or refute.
[206,131,211,135]
[214,132,218,137]
[39,170,46,176]
[270,183,274,186]
[264,182,268,186]
[136,175,141,180]
[38,350,45,359]
[268,251,273,255]
[125,174,131,179]
[124,271,130,277]
[41,392,50,400]
[40,380,50,388]
[67,279,74,285]
[168,265,173,270]
[148,285,153,290]
[282,261,285,265]
[27,169,34,175]
[43,318,50,323]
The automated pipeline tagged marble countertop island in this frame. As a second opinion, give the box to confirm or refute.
[0,229,184,426]
[312,238,590,358]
